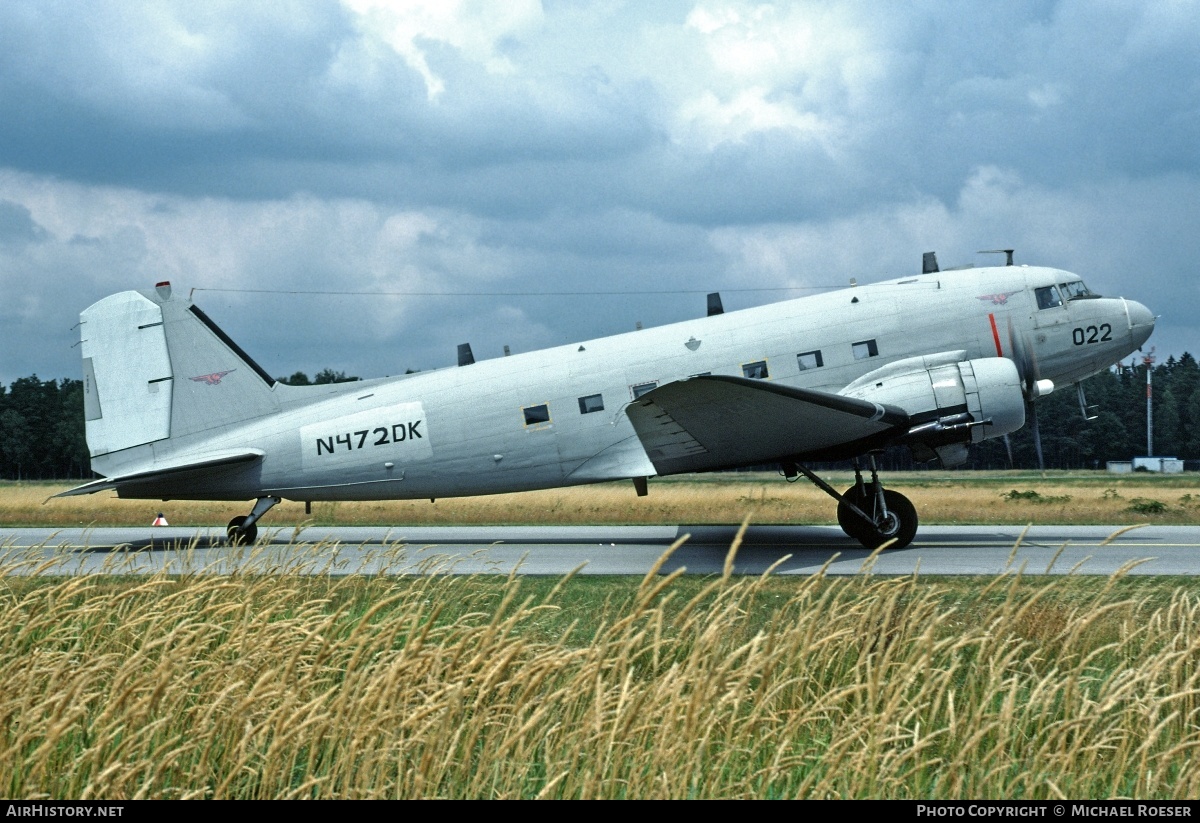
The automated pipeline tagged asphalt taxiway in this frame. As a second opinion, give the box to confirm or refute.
[1,524,1198,577]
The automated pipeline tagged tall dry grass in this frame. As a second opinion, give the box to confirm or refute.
[1,537,1198,798]
[7,471,1200,527]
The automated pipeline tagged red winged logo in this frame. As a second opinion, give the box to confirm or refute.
[976,291,1019,305]
[189,369,235,385]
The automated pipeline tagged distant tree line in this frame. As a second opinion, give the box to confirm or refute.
[965,353,1200,471]
[2,357,1198,480]
[0,376,89,480]
[277,369,359,386]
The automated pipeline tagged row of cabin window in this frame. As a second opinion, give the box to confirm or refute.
[520,339,880,427]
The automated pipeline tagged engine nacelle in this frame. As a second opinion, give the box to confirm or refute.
[839,352,1026,466]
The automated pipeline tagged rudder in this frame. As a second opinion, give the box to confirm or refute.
[80,291,174,456]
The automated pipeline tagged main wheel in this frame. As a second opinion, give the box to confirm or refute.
[226,515,257,546]
[837,484,874,542]
[837,486,918,550]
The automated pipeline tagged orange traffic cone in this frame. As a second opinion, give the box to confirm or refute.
[152,512,169,526]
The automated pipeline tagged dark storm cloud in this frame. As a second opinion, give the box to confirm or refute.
[0,2,661,205]
[0,2,1196,216]
[0,200,47,245]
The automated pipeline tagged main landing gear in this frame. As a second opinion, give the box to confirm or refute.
[783,456,918,550]
[226,496,280,545]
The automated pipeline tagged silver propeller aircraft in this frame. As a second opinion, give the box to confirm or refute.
[58,252,1154,550]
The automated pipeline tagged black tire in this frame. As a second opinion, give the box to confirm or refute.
[837,486,918,550]
[227,515,257,546]
[837,484,874,541]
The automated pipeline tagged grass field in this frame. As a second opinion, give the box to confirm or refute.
[1,560,1198,799]
[5,470,1200,528]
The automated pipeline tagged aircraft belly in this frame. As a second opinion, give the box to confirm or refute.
[261,457,575,501]
[112,461,264,500]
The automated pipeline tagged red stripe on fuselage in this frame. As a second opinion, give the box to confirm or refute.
[989,313,1003,356]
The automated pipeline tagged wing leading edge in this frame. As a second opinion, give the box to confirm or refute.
[626,375,910,475]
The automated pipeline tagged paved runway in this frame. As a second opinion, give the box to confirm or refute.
[2,523,1199,576]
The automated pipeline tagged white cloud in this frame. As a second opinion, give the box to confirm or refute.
[343,0,543,99]
[684,2,855,83]
[703,164,1199,359]
[674,86,833,149]
[1,170,676,381]
[707,196,952,287]
[1027,82,1065,110]
[670,2,884,151]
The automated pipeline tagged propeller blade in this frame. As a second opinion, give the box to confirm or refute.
[1006,317,1040,399]
[1028,400,1045,472]
[1008,318,1048,472]
[1003,433,1014,468]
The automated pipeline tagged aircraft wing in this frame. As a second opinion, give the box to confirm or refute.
[626,375,910,475]
[53,449,265,498]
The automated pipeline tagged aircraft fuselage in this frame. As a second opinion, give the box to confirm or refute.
[76,263,1152,504]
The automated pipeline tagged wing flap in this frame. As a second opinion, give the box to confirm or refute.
[626,376,909,475]
[52,449,265,498]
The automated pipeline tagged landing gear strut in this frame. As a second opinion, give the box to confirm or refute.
[786,456,918,550]
[227,496,280,545]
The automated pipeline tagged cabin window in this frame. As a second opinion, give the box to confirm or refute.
[523,404,551,426]
[797,350,824,370]
[1035,286,1063,310]
[578,394,604,414]
[852,339,879,360]
[631,381,657,399]
[742,360,769,379]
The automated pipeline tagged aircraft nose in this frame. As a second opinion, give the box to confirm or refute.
[1125,299,1156,348]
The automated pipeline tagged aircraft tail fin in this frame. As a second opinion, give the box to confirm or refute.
[79,284,280,461]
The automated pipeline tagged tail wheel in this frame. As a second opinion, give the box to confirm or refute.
[226,515,257,546]
[837,486,918,550]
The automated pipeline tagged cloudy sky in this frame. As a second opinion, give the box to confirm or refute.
[2,0,1197,387]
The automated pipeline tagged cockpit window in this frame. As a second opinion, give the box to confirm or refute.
[1035,285,1063,310]
[1059,281,1098,301]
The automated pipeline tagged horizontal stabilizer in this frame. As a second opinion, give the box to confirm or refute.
[626,375,909,474]
[53,449,264,498]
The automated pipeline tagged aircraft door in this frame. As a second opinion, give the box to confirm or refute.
[1029,282,1077,367]
[1032,284,1070,330]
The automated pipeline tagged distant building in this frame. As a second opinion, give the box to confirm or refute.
[1116,457,1186,473]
